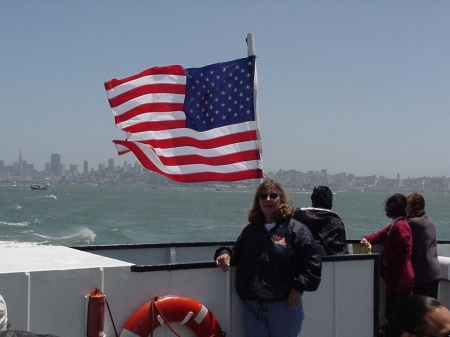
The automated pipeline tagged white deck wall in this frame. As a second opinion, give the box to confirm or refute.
[0,245,378,337]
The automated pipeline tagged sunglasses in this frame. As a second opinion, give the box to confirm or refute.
[259,192,279,200]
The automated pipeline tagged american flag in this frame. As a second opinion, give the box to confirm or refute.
[104,56,263,182]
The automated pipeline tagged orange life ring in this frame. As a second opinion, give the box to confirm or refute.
[120,295,225,337]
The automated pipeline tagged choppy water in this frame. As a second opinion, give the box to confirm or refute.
[1,183,450,247]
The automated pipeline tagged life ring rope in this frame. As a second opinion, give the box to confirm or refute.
[120,295,226,337]
[150,297,183,337]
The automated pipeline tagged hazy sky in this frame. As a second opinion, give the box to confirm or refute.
[2,1,450,179]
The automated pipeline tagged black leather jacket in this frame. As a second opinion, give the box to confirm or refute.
[214,217,322,301]
[294,207,349,256]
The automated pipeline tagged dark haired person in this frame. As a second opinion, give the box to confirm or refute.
[385,295,450,337]
[294,185,348,255]
[214,179,322,337]
[407,193,441,299]
[361,193,414,322]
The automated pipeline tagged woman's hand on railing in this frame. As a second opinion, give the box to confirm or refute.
[215,254,231,272]
[360,238,372,254]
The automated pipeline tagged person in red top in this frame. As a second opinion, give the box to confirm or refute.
[361,193,414,323]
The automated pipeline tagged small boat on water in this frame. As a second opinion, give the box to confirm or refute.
[30,183,49,190]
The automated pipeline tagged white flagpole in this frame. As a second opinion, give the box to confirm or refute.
[246,33,264,186]
[246,33,255,56]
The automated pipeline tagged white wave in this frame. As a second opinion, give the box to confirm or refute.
[71,227,96,241]
[15,204,22,210]
[0,221,29,227]
[34,233,56,239]
[46,195,57,199]
[34,227,96,243]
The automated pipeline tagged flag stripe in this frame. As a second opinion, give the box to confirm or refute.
[135,130,258,150]
[157,150,261,166]
[114,140,261,166]
[109,93,185,117]
[123,121,187,133]
[114,104,185,124]
[117,111,187,132]
[113,141,262,183]
[108,83,186,108]
[104,66,186,91]
[147,140,260,160]
[125,122,259,151]
[127,121,257,142]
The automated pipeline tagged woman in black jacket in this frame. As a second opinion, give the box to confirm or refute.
[214,179,321,337]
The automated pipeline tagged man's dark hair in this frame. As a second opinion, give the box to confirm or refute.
[385,295,443,337]
[384,193,407,218]
[311,186,333,209]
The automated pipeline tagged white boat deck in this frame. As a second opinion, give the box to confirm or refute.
[0,246,132,273]
[0,243,394,337]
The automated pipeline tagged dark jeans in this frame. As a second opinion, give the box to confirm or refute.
[241,299,304,337]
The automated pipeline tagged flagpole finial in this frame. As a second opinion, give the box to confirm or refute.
[246,33,256,56]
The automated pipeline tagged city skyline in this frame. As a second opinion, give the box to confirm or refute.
[2,2,450,179]
[3,150,450,194]
[2,150,449,180]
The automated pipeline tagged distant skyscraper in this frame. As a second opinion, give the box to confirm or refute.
[84,161,88,174]
[108,158,114,172]
[51,153,61,176]
[17,151,23,178]
[69,164,78,176]
[136,162,142,176]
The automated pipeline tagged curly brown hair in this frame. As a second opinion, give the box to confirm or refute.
[406,192,426,218]
[246,179,293,224]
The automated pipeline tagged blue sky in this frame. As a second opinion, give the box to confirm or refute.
[2,1,450,179]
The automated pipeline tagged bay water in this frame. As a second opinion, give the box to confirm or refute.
[1,183,450,248]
